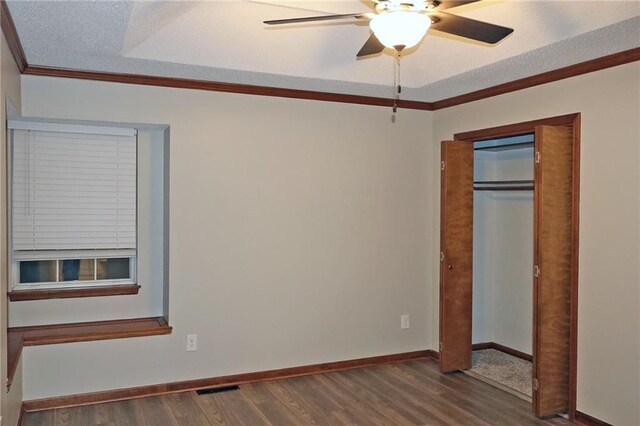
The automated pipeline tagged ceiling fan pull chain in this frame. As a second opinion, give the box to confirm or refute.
[397,51,402,94]
[393,50,402,113]
[392,53,398,113]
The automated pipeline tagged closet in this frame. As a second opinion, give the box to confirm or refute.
[438,113,580,419]
[469,134,534,399]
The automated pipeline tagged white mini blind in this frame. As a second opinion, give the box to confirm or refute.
[11,128,137,258]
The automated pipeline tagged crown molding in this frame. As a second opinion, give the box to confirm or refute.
[21,65,434,110]
[2,2,639,110]
[1,0,27,72]
[430,47,640,110]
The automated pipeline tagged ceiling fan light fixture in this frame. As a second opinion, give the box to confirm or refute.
[370,11,431,50]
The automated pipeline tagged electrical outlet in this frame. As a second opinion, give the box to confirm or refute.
[186,334,198,352]
[401,314,410,330]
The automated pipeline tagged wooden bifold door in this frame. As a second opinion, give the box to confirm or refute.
[439,117,579,419]
[532,125,574,417]
[439,140,474,373]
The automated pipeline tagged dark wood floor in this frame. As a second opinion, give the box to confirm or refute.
[24,358,570,425]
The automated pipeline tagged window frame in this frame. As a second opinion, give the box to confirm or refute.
[11,256,137,291]
[7,121,139,293]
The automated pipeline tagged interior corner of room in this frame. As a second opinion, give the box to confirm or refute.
[0,2,639,426]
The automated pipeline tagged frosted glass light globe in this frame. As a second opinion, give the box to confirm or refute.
[370,11,431,50]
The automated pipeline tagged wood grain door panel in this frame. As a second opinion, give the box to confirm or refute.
[533,125,573,416]
[439,140,474,373]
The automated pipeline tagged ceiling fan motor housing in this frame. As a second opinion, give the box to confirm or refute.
[373,0,438,14]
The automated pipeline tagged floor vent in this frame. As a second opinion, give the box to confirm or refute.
[196,385,240,395]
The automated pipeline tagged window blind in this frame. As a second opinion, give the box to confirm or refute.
[11,128,137,259]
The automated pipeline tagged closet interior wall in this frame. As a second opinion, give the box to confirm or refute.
[473,141,534,355]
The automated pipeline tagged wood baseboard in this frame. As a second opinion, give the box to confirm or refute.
[575,410,612,426]
[472,342,533,362]
[22,349,437,412]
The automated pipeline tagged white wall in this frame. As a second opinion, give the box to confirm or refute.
[473,149,533,354]
[472,199,492,344]
[433,62,640,425]
[1,27,23,426]
[491,190,533,354]
[15,60,640,425]
[19,75,434,400]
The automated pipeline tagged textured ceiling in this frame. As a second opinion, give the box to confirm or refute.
[7,0,640,102]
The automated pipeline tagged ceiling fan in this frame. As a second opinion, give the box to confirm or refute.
[264,0,514,57]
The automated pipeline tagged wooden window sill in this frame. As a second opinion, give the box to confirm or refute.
[8,284,140,301]
[7,316,171,389]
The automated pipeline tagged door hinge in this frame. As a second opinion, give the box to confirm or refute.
[441,161,445,171]
[535,151,541,164]
[533,378,539,391]
[440,251,445,262]
[534,265,540,278]
[440,341,443,351]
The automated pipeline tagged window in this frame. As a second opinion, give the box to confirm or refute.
[9,121,137,290]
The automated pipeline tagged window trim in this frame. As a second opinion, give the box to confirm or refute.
[8,284,141,301]
[7,122,139,296]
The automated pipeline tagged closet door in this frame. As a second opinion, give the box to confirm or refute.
[533,125,574,416]
[439,140,474,372]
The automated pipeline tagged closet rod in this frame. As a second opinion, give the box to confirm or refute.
[473,180,532,185]
[474,179,534,191]
[474,186,533,191]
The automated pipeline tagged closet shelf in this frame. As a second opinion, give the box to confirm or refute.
[474,141,534,152]
[474,180,534,191]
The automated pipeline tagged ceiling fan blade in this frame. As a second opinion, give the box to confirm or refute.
[264,12,371,25]
[429,12,514,44]
[436,0,482,11]
[357,33,385,57]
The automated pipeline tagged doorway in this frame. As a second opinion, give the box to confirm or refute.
[438,113,580,420]
[468,133,535,401]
